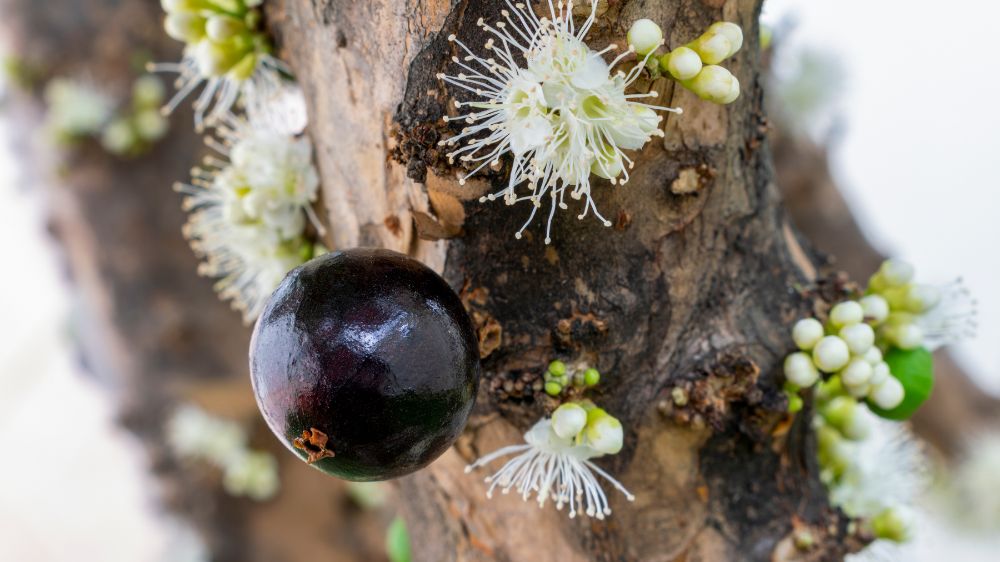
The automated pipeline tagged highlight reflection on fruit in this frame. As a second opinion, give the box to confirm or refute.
[250,248,480,481]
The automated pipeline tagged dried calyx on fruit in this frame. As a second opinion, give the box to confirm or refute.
[250,249,481,481]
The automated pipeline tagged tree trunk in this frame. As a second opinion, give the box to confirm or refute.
[269,1,854,560]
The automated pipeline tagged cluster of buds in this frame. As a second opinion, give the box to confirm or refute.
[101,76,171,157]
[153,0,286,128]
[784,299,904,413]
[543,359,600,396]
[166,404,280,501]
[652,21,743,104]
[866,259,977,351]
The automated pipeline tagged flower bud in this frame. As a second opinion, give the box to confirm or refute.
[135,109,169,140]
[687,65,736,103]
[627,19,663,56]
[870,376,905,410]
[691,32,732,65]
[585,410,624,455]
[164,12,206,43]
[840,358,874,387]
[132,75,165,108]
[552,403,588,439]
[871,508,909,542]
[544,381,562,396]
[195,40,237,77]
[841,403,873,440]
[869,361,891,387]
[859,294,890,324]
[548,360,567,377]
[792,318,824,350]
[206,15,246,42]
[863,346,883,365]
[905,284,941,313]
[813,336,850,372]
[890,323,924,350]
[583,368,601,387]
[880,259,915,287]
[830,301,864,327]
[784,352,819,387]
[718,75,740,104]
[821,396,856,431]
[661,47,702,81]
[707,22,743,57]
[839,323,875,355]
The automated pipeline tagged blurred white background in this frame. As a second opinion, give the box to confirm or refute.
[0,1,998,560]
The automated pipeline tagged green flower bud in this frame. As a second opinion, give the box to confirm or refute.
[871,508,908,542]
[548,360,567,377]
[585,409,624,455]
[583,367,600,387]
[690,32,732,65]
[686,65,738,104]
[132,75,165,108]
[164,12,206,43]
[135,109,169,140]
[544,381,563,396]
[707,22,743,57]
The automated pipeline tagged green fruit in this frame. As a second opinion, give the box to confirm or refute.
[869,346,933,420]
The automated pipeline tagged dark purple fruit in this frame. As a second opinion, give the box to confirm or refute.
[250,248,480,481]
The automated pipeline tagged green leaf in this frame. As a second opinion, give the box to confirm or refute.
[868,346,934,420]
[386,516,412,562]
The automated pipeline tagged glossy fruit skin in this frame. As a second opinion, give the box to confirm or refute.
[250,248,480,481]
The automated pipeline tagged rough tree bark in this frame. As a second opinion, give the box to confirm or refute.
[6,1,995,561]
[270,1,852,560]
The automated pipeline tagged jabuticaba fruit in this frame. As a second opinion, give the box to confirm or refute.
[250,248,480,481]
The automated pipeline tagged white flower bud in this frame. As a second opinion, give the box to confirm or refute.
[586,414,624,455]
[551,403,588,439]
[164,12,205,43]
[905,284,941,313]
[784,352,820,387]
[842,403,873,441]
[627,19,663,56]
[718,75,740,104]
[813,336,850,372]
[830,301,864,327]
[692,33,732,65]
[859,294,890,324]
[839,323,875,355]
[870,377,905,410]
[892,323,924,350]
[880,259,915,286]
[707,22,743,57]
[869,361,891,387]
[845,381,871,399]
[206,15,245,42]
[792,318,825,350]
[863,346,883,365]
[840,358,874,387]
[663,47,702,81]
[688,65,736,103]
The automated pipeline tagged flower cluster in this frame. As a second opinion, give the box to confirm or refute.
[655,21,743,104]
[101,76,170,156]
[438,1,704,243]
[167,404,280,501]
[542,359,601,396]
[866,259,977,351]
[175,83,322,322]
[151,0,287,129]
[466,400,632,519]
[784,299,905,413]
[783,259,974,418]
[43,77,116,142]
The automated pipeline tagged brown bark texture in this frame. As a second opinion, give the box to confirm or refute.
[4,0,996,561]
[271,1,848,561]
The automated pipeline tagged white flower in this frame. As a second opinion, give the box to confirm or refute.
[223,450,281,501]
[910,278,978,350]
[175,85,322,321]
[150,0,289,130]
[828,417,928,524]
[437,1,680,243]
[465,417,634,519]
[167,404,248,467]
[43,77,115,139]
